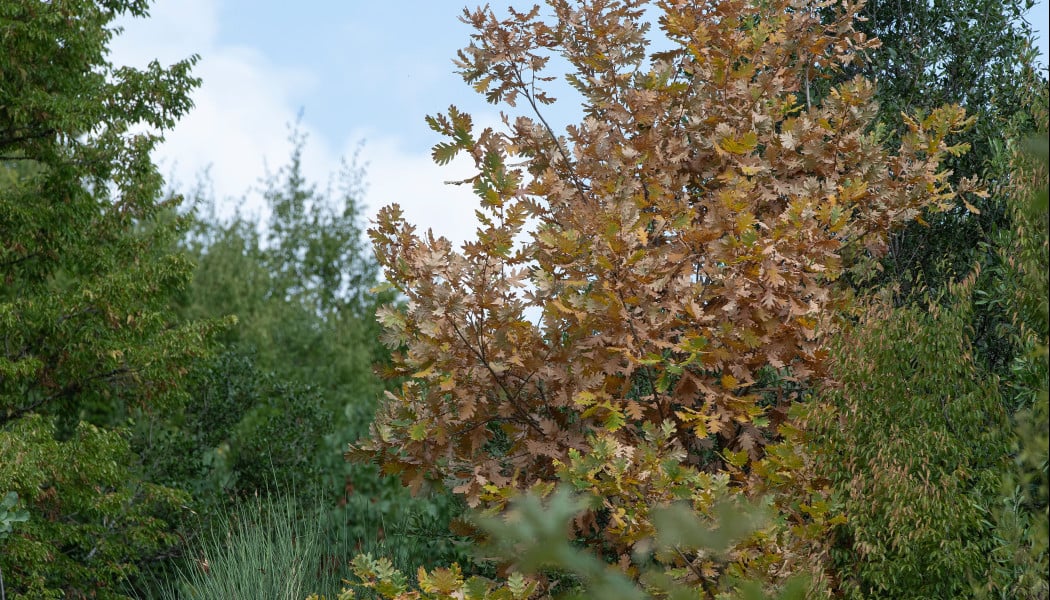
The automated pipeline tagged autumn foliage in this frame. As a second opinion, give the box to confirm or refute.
[354,0,980,590]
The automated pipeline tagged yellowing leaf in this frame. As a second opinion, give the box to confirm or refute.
[431,141,460,166]
[721,373,739,390]
[725,449,749,468]
[507,572,534,599]
[603,407,626,431]
[625,400,645,420]
[574,390,597,407]
[412,364,436,379]
[418,564,463,594]
[408,421,428,441]
[439,373,456,391]
[720,131,758,155]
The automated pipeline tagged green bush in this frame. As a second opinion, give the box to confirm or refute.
[817,291,1010,598]
[815,138,1050,599]
[144,132,470,580]
[0,416,189,599]
[134,349,331,510]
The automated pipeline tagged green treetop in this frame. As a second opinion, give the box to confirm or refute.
[1,1,218,597]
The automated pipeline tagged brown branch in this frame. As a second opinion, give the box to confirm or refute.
[448,318,544,437]
[673,546,707,586]
[0,251,43,269]
[513,65,590,204]
[0,366,130,427]
[614,287,666,421]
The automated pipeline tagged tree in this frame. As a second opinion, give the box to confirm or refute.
[177,133,383,434]
[843,0,1041,172]
[353,0,976,592]
[816,286,1012,598]
[809,7,1049,592]
[839,0,1047,337]
[138,132,469,583]
[812,136,1048,600]
[164,133,395,503]
[0,1,215,597]
[1002,137,1050,598]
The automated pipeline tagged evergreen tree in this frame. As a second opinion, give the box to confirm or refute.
[810,4,1049,594]
[841,0,1047,321]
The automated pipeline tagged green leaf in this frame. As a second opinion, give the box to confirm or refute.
[432,141,460,166]
[603,407,626,431]
[409,421,429,441]
[507,572,530,599]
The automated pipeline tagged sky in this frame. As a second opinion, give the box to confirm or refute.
[110,1,1050,248]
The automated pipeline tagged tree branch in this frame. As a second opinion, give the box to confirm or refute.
[513,65,590,204]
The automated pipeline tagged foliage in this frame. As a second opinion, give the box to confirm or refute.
[155,492,479,600]
[813,136,1049,599]
[170,133,385,501]
[775,3,1048,593]
[838,0,1047,320]
[519,416,840,591]
[134,349,332,508]
[134,131,470,586]
[332,487,808,600]
[821,3,1049,593]
[354,0,974,593]
[987,137,1049,599]
[0,1,216,597]
[0,416,189,600]
[0,491,29,600]
[815,287,1011,598]
[0,492,28,538]
[843,0,1042,171]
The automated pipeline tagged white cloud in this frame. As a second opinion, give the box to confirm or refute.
[109,0,334,220]
[353,135,482,248]
[153,47,334,207]
[109,0,218,66]
[107,0,487,243]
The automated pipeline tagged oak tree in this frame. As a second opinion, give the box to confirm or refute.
[354,0,979,591]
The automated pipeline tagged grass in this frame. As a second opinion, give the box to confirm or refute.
[145,489,470,600]
[150,494,328,599]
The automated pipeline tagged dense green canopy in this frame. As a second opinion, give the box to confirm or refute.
[1,1,216,597]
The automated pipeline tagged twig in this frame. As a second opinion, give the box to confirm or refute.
[513,66,590,204]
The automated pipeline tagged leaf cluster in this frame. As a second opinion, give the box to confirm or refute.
[836,0,1048,305]
[357,0,976,590]
[338,486,811,600]
[812,138,1049,598]
[0,416,188,599]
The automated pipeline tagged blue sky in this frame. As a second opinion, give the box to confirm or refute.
[111,1,1050,247]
